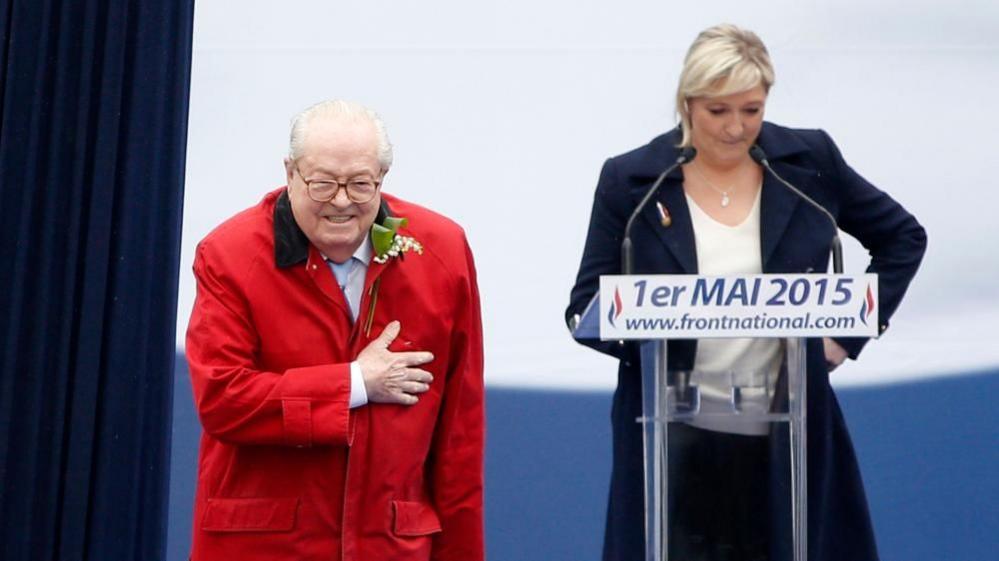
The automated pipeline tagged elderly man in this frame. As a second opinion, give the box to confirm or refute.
[186,100,484,561]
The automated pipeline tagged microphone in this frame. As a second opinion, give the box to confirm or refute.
[621,147,697,274]
[749,145,844,274]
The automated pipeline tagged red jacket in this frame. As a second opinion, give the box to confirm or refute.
[186,189,484,561]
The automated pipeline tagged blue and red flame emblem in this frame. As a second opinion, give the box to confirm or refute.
[858,283,875,325]
[607,286,624,327]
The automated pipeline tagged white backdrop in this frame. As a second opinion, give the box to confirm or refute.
[179,1,999,389]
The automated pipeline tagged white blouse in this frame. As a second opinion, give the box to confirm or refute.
[685,188,782,436]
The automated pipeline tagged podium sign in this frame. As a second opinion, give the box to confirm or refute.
[599,273,878,339]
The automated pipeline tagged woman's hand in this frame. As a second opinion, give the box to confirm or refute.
[823,337,849,372]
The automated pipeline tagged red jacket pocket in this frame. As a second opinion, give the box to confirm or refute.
[392,500,442,536]
[202,497,299,532]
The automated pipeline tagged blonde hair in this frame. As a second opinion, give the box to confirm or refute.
[675,24,775,147]
[289,99,394,170]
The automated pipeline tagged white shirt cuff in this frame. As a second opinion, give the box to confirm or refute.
[349,361,368,408]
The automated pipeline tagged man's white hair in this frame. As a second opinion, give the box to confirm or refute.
[288,99,394,170]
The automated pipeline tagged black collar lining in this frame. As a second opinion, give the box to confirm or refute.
[273,190,393,268]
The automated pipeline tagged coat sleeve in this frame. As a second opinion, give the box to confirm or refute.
[565,157,632,359]
[429,235,485,561]
[820,129,928,359]
[186,241,352,448]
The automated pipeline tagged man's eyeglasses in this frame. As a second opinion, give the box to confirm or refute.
[294,164,381,204]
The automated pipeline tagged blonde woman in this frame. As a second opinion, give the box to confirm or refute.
[567,24,925,561]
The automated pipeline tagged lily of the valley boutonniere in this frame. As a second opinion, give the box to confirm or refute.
[371,216,423,264]
[364,215,424,336]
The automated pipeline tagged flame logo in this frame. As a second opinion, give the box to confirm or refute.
[607,286,624,327]
[858,284,876,325]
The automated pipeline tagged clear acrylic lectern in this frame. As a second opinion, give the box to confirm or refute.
[572,292,808,561]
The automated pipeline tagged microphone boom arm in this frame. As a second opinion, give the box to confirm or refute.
[750,145,844,274]
[621,147,696,274]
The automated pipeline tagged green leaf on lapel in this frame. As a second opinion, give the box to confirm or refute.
[371,216,409,259]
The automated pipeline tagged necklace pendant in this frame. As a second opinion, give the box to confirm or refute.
[721,193,730,207]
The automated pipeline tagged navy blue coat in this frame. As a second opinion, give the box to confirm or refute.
[566,123,927,561]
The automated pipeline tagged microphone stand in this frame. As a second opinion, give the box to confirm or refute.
[750,145,843,273]
[621,147,697,274]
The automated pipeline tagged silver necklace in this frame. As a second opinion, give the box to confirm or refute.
[691,163,737,207]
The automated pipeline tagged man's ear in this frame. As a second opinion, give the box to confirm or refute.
[284,157,295,186]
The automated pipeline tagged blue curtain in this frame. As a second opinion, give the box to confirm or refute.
[0,1,194,559]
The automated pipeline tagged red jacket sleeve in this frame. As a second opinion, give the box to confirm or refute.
[429,236,485,561]
[186,242,352,447]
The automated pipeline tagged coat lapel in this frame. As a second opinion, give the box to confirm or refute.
[755,124,814,272]
[305,245,352,314]
[352,199,398,343]
[626,129,698,274]
[359,199,394,298]
[759,167,799,271]
[631,175,697,274]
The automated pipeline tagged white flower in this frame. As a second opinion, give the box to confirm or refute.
[373,234,423,264]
